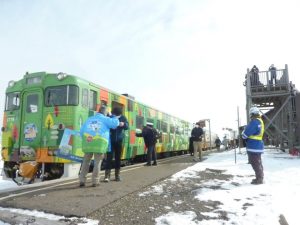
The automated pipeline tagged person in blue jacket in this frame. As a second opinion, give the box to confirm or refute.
[104,106,128,182]
[242,106,265,185]
[79,105,119,187]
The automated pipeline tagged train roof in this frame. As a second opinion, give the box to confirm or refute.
[7,71,192,124]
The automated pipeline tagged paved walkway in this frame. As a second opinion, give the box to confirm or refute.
[0,154,199,224]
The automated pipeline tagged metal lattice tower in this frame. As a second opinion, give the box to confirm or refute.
[244,64,298,150]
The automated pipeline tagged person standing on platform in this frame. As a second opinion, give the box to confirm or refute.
[269,64,277,85]
[250,65,259,86]
[191,122,204,161]
[104,106,128,182]
[242,106,265,185]
[79,105,119,187]
[136,122,159,166]
[215,136,221,151]
[222,136,229,150]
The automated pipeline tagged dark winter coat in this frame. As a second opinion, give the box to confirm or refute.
[215,138,221,146]
[191,127,204,142]
[136,126,159,148]
[110,115,128,143]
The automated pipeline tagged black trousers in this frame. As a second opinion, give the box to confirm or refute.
[248,152,264,181]
[146,145,157,164]
[106,141,122,170]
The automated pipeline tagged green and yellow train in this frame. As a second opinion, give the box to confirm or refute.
[1,72,192,180]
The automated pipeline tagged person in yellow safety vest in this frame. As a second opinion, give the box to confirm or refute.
[242,106,265,185]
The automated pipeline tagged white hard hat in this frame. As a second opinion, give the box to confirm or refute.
[249,106,260,115]
[146,122,153,126]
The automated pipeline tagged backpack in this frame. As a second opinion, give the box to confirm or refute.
[149,128,158,144]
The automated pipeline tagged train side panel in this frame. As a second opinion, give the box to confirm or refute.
[1,71,192,180]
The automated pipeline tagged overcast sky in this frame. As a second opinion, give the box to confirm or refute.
[1,0,300,135]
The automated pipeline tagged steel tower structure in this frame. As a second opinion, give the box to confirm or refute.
[244,64,298,150]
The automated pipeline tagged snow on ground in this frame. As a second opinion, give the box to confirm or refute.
[0,206,99,225]
[145,148,299,225]
[0,156,18,191]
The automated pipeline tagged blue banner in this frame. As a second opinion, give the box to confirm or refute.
[57,128,82,162]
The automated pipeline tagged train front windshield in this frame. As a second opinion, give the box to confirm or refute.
[45,85,79,106]
[5,92,20,111]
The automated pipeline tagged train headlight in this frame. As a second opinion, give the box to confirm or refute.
[8,80,15,87]
[57,72,67,80]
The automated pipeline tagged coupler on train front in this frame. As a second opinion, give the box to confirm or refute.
[3,161,64,185]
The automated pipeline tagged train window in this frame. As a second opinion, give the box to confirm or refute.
[170,125,175,133]
[136,116,144,129]
[26,76,42,84]
[82,88,89,108]
[176,127,182,135]
[26,94,38,113]
[147,118,154,125]
[45,85,79,106]
[89,90,97,111]
[157,120,161,130]
[161,121,168,133]
[68,86,79,105]
[5,92,20,111]
[128,99,133,112]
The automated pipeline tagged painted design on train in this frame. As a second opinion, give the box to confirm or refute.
[1,72,192,181]
[24,123,37,142]
[45,113,54,129]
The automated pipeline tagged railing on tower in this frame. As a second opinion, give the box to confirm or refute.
[245,65,290,95]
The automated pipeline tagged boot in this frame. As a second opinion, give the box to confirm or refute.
[115,169,121,181]
[251,178,263,185]
[104,169,111,182]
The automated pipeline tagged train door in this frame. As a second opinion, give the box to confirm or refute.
[19,89,43,161]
